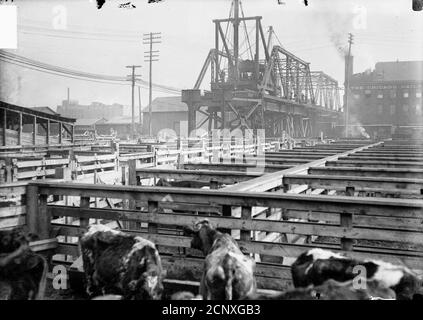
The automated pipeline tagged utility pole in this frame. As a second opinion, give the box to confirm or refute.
[138,86,142,135]
[67,87,70,105]
[143,32,161,137]
[126,65,141,139]
[233,0,240,83]
[344,32,354,138]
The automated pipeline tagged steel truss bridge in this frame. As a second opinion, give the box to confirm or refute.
[182,0,343,139]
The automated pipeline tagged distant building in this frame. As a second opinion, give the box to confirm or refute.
[74,118,108,135]
[349,60,423,137]
[95,116,135,139]
[72,96,207,139]
[141,96,207,137]
[1,101,75,146]
[57,100,124,120]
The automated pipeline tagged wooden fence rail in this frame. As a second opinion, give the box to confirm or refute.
[308,166,423,179]
[283,174,423,197]
[22,181,423,290]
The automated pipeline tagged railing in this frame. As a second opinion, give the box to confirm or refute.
[0,181,28,229]
[24,181,423,290]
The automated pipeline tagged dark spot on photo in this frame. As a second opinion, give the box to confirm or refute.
[413,0,423,11]
[96,0,106,9]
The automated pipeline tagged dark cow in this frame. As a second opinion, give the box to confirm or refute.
[291,248,421,300]
[0,228,47,300]
[184,219,256,300]
[245,278,396,300]
[80,224,165,300]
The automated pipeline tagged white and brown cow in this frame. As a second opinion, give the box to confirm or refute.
[291,248,422,300]
[184,219,256,300]
[246,278,396,300]
[0,228,48,300]
[80,224,165,300]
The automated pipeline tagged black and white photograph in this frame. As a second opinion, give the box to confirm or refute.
[0,0,423,307]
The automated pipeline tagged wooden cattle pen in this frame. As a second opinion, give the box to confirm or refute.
[0,101,76,147]
[1,137,423,296]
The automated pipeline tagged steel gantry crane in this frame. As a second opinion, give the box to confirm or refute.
[182,0,343,139]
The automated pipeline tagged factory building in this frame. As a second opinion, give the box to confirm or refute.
[348,60,423,138]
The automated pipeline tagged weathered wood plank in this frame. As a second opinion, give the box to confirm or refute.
[34,182,423,219]
[326,160,423,168]
[222,142,382,192]
[47,207,423,245]
[136,168,262,183]
[308,166,423,179]
[283,174,423,191]
[183,163,292,172]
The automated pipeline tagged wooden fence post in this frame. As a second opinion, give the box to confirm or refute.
[121,165,127,186]
[4,158,12,183]
[210,180,219,190]
[240,206,252,242]
[221,205,232,235]
[11,158,17,182]
[53,167,71,202]
[80,196,90,232]
[128,159,137,186]
[341,186,355,251]
[69,149,77,180]
[127,159,140,229]
[121,166,130,229]
[283,181,290,192]
[38,194,51,239]
[153,147,158,167]
[26,184,39,236]
[148,200,158,242]
[0,166,4,184]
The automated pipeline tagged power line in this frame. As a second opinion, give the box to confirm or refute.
[0,51,181,94]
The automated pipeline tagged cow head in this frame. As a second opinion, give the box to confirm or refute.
[0,228,37,253]
[126,245,165,300]
[183,219,217,255]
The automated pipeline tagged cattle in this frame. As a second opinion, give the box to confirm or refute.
[0,228,48,300]
[245,278,396,300]
[291,248,421,300]
[80,224,165,300]
[183,219,256,300]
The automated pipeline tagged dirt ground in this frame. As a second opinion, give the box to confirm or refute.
[44,278,87,300]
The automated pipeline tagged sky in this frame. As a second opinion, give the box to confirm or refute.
[0,0,422,112]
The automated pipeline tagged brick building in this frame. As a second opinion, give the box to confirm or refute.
[348,60,423,138]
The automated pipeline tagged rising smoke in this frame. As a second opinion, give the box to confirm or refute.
[313,1,355,59]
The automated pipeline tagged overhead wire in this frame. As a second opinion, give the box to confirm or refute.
[0,51,181,94]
